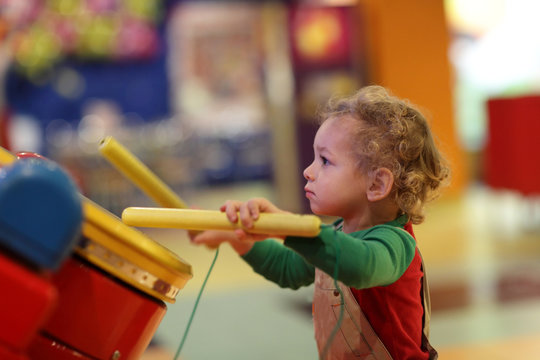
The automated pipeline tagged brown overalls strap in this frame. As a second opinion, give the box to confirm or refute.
[419,254,438,359]
[313,255,438,360]
[313,269,392,360]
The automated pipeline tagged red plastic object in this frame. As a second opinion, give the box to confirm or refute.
[30,256,167,360]
[0,252,57,352]
[16,152,48,160]
[0,108,10,150]
[0,345,28,360]
[28,335,91,360]
[485,95,540,195]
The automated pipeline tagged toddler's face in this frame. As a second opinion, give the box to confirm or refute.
[303,116,368,218]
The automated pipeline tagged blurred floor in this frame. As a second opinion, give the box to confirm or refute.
[140,182,540,359]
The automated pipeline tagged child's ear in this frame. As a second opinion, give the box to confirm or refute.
[367,168,394,201]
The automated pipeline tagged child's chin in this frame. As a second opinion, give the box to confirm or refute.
[309,205,323,215]
[310,205,333,218]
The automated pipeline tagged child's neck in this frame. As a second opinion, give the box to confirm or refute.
[342,201,400,233]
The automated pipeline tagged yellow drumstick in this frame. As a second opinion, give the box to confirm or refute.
[99,136,187,208]
[122,207,322,237]
[0,146,15,166]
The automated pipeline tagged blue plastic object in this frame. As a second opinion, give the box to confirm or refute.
[0,158,83,270]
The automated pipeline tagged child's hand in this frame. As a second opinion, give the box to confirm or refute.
[221,197,289,242]
[189,198,288,254]
[189,229,253,255]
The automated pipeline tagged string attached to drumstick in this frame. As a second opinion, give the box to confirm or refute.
[173,247,219,360]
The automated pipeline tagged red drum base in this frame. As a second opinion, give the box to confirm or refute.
[29,335,91,360]
[0,344,29,360]
[29,256,167,360]
[0,252,57,353]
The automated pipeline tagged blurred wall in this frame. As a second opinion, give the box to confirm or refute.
[359,0,467,194]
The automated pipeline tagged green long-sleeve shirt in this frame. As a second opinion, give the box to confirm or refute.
[241,215,416,290]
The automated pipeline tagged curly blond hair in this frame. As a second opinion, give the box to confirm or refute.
[319,85,450,224]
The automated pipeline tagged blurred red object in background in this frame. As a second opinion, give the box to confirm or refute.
[485,95,540,195]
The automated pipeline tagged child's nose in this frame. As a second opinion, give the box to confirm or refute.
[303,163,314,181]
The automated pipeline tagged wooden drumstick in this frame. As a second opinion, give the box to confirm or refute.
[122,207,322,237]
[99,136,187,209]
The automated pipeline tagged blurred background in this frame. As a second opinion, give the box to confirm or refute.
[1,0,539,359]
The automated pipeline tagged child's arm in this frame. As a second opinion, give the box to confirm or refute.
[284,225,417,289]
[190,230,316,289]
[190,197,316,289]
[241,239,315,289]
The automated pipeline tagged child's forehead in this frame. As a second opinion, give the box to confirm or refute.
[316,116,360,149]
[320,115,361,133]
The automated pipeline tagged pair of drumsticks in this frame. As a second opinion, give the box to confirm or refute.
[99,136,321,238]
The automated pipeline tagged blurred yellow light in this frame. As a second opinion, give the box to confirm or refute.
[295,12,341,59]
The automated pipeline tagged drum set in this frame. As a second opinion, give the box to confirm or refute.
[0,142,192,360]
[0,137,320,360]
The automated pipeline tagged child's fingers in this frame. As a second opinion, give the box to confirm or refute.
[187,229,202,240]
[238,203,254,229]
[196,238,220,249]
[246,199,260,220]
[234,228,248,240]
[234,229,268,243]
[222,200,240,223]
[192,230,237,248]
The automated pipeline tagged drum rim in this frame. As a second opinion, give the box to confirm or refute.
[78,199,192,303]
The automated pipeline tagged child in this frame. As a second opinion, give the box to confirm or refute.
[191,85,449,359]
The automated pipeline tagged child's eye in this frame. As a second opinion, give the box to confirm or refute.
[320,156,329,165]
